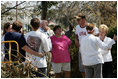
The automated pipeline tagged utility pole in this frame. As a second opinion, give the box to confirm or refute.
[16,1,18,21]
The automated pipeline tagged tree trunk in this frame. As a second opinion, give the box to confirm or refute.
[41,1,47,20]
[16,1,18,21]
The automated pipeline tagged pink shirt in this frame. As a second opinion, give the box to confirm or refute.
[50,35,72,63]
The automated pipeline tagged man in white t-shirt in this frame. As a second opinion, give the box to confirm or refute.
[40,20,54,37]
[25,18,51,77]
[75,13,99,78]
[75,13,87,78]
[39,20,52,50]
[80,23,116,78]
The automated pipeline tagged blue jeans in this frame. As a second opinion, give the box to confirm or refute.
[32,67,47,77]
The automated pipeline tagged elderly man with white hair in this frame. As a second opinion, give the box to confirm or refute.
[40,20,54,36]
[39,20,54,76]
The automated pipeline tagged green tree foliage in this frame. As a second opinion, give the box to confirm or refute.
[107,26,117,78]
[69,32,82,77]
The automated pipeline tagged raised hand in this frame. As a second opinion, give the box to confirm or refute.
[113,34,117,41]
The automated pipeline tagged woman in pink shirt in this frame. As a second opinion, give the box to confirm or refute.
[50,25,72,78]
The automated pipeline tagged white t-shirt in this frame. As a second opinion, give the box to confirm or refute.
[80,34,115,66]
[25,30,50,68]
[47,29,54,37]
[98,36,113,62]
[75,25,99,44]
[75,25,88,44]
[39,28,52,51]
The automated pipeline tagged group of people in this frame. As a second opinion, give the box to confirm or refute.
[1,13,117,78]
[1,18,71,78]
[75,13,117,78]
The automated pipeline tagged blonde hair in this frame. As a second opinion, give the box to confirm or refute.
[99,24,109,34]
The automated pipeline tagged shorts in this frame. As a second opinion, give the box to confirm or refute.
[78,51,85,72]
[51,62,71,73]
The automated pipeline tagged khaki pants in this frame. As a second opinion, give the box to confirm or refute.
[46,52,52,76]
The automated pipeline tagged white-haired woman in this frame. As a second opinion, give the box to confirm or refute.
[98,24,117,78]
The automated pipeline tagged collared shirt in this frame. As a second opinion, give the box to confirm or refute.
[98,36,113,62]
[39,27,52,50]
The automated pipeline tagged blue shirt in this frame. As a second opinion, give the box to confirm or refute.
[4,32,27,61]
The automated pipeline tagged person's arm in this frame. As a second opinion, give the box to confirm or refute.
[22,45,44,57]
[96,36,116,50]
[75,34,79,48]
[19,34,44,57]
[113,34,117,41]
